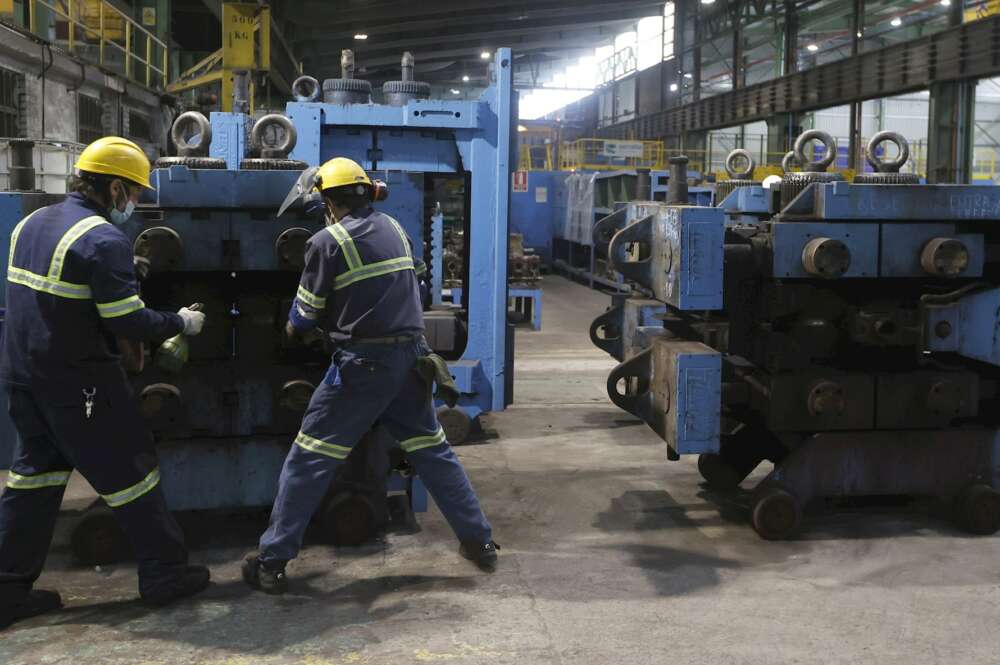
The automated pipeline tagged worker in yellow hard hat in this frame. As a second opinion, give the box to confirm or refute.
[243,156,496,594]
[0,136,210,630]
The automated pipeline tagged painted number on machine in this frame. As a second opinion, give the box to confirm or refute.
[512,171,528,192]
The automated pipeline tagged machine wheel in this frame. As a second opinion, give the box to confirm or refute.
[751,486,802,540]
[436,406,472,445]
[71,504,127,566]
[240,158,309,171]
[318,493,377,546]
[955,484,1000,535]
[697,453,745,491]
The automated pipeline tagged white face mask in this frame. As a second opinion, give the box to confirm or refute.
[109,184,135,225]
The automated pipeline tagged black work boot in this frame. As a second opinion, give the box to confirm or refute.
[140,565,211,607]
[459,540,500,573]
[242,553,288,595]
[0,590,63,630]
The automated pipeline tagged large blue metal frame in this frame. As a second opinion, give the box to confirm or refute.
[285,48,514,419]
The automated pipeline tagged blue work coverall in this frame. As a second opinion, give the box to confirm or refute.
[259,206,492,564]
[0,193,191,602]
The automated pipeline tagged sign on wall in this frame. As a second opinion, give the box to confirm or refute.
[512,171,528,192]
[600,140,644,159]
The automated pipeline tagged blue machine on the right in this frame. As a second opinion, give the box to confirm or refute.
[593,129,1000,539]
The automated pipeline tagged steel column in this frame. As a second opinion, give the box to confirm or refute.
[927,80,974,184]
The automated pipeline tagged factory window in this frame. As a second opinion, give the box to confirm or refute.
[78,95,103,144]
[613,31,637,80]
[128,110,151,142]
[637,16,663,71]
[662,2,675,61]
[0,67,24,138]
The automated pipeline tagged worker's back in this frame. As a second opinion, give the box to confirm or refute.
[303,207,424,342]
[0,194,123,387]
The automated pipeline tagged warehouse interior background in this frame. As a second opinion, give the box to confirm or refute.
[2,1,1000,664]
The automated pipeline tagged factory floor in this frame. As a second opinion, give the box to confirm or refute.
[2,275,1000,664]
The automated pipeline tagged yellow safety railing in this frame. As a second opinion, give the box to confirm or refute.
[560,139,666,171]
[518,144,555,171]
[17,0,168,89]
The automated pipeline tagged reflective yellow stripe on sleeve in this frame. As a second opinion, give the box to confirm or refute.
[95,294,144,318]
[399,427,447,453]
[100,468,161,508]
[296,284,327,309]
[294,431,353,459]
[6,470,72,490]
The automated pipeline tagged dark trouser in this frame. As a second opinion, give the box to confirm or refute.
[0,371,188,604]
[259,338,492,564]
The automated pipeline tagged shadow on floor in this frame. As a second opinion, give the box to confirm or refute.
[44,573,478,654]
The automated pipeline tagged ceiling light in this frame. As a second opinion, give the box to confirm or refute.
[480,51,491,60]
[890,16,902,27]
[807,43,819,52]
[940,0,951,5]
[669,83,678,92]
[354,33,368,40]
[517,125,527,132]
[700,0,715,4]
[683,73,693,79]
[857,31,863,38]
[462,75,470,82]
[451,89,461,95]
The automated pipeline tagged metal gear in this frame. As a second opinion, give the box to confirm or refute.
[154,156,227,169]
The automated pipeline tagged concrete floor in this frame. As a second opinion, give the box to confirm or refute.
[2,274,1000,664]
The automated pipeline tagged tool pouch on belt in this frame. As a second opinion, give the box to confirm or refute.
[415,353,460,408]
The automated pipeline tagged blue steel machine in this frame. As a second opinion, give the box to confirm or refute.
[592,130,1000,539]
[0,49,514,558]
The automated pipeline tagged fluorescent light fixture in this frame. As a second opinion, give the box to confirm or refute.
[683,73,693,79]
[451,89,461,95]
[480,51,491,59]
[700,0,715,4]
[940,0,950,5]
[807,43,819,52]
[890,16,902,27]
[669,83,678,91]
[462,75,470,82]
[354,33,368,40]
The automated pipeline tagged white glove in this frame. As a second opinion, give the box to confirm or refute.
[178,306,205,336]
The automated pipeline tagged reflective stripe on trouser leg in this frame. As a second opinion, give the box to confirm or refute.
[258,441,346,564]
[403,442,492,543]
[100,468,161,508]
[5,470,71,490]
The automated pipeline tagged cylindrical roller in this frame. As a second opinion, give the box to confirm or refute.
[275,227,312,270]
[323,78,373,105]
[292,75,321,102]
[921,237,970,277]
[666,156,689,205]
[171,111,212,157]
[279,380,315,412]
[807,380,846,416]
[801,237,851,278]
[927,380,964,417]
[133,226,184,273]
[8,139,36,191]
[251,114,297,158]
[635,168,651,201]
[401,51,414,82]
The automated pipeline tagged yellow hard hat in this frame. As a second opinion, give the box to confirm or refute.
[315,157,371,192]
[74,136,154,190]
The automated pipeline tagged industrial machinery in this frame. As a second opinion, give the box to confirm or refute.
[1,48,514,561]
[443,231,541,288]
[593,130,1000,539]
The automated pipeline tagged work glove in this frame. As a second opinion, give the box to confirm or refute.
[133,256,151,281]
[178,303,206,336]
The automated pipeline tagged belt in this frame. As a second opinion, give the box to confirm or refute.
[347,333,419,345]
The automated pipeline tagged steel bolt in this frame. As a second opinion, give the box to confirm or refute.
[921,237,969,278]
[801,237,851,278]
